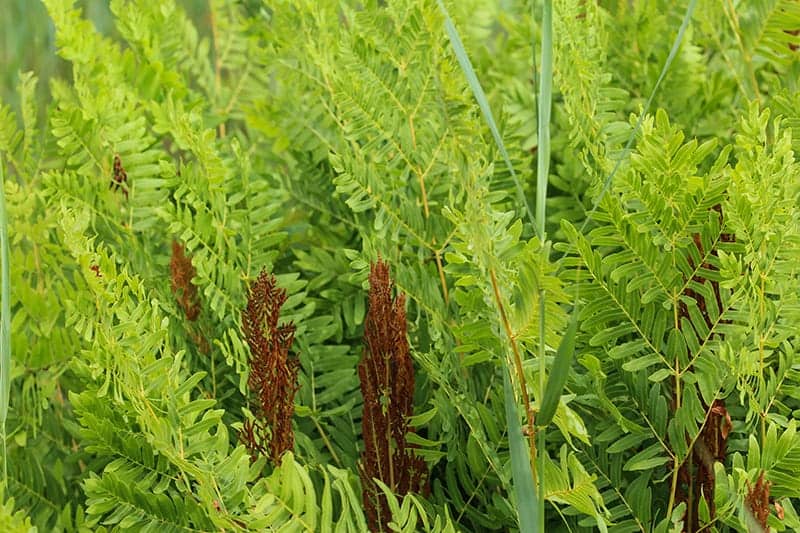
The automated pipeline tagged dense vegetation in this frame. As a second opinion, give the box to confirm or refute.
[1,0,799,531]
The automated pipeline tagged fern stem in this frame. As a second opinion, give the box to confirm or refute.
[0,155,9,485]
[308,364,342,466]
[721,0,761,102]
[417,167,430,219]
[489,269,536,476]
[667,289,682,521]
[537,291,547,531]
[311,416,342,467]
[667,456,681,525]
[433,247,449,304]
[667,363,683,521]
[211,337,217,398]
[759,275,766,445]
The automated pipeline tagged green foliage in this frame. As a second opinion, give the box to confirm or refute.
[0,0,798,531]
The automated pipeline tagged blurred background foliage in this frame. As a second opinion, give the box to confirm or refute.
[0,0,212,118]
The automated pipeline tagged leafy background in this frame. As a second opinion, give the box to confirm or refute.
[0,0,799,532]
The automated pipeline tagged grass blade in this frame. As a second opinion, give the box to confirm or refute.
[535,2,554,529]
[0,155,10,483]
[536,311,578,427]
[536,0,553,240]
[436,0,535,229]
[503,369,538,532]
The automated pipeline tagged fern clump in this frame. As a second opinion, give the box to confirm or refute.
[0,0,798,531]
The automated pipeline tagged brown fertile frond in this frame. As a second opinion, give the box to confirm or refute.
[240,270,299,465]
[110,153,129,199]
[169,240,201,321]
[359,258,428,532]
[746,471,771,530]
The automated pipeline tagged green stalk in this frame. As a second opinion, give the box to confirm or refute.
[0,155,10,485]
[503,369,539,531]
[537,295,547,531]
[436,3,540,531]
[535,2,553,530]
[536,0,552,242]
[440,0,699,529]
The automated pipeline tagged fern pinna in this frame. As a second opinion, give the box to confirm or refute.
[240,270,300,464]
[359,259,428,531]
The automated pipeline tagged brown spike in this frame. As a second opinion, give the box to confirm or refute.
[169,240,201,321]
[359,258,428,531]
[240,270,299,464]
[746,471,771,530]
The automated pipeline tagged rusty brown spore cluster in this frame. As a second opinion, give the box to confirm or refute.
[240,270,299,464]
[359,259,428,531]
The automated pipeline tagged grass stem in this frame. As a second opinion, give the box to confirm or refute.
[535,1,554,529]
[536,0,553,242]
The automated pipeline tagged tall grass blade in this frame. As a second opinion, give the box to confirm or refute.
[0,155,10,484]
[536,311,578,427]
[436,0,535,229]
[536,0,553,240]
[503,369,538,532]
[535,1,554,529]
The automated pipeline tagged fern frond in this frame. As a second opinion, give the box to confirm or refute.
[0,485,36,533]
[243,452,323,531]
[553,0,629,185]
[83,472,212,532]
[111,0,213,98]
[739,0,800,71]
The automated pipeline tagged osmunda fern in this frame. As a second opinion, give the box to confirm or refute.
[359,259,428,531]
[241,270,299,465]
[3,1,800,531]
[169,239,200,322]
[675,203,734,530]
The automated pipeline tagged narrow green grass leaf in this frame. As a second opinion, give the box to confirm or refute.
[535,2,554,528]
[0,155,10,483]
[536,311,577,428]
[503,370,538,532]
[531,4,552,531]
[436,0,535,229]
[536,0,553,240]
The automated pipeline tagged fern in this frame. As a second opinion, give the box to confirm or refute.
[3,1,800,531]
[0,486,36,533]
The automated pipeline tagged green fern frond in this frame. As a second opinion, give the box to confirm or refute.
[0,485,36,533]
[739,0,800,70]
[111,0,213,97]
[553,0,630,184]
[83,472,213,532]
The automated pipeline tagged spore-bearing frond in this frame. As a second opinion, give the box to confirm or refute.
[169,240,201,321]
[359,258,428,532]
[241,270,299,465]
